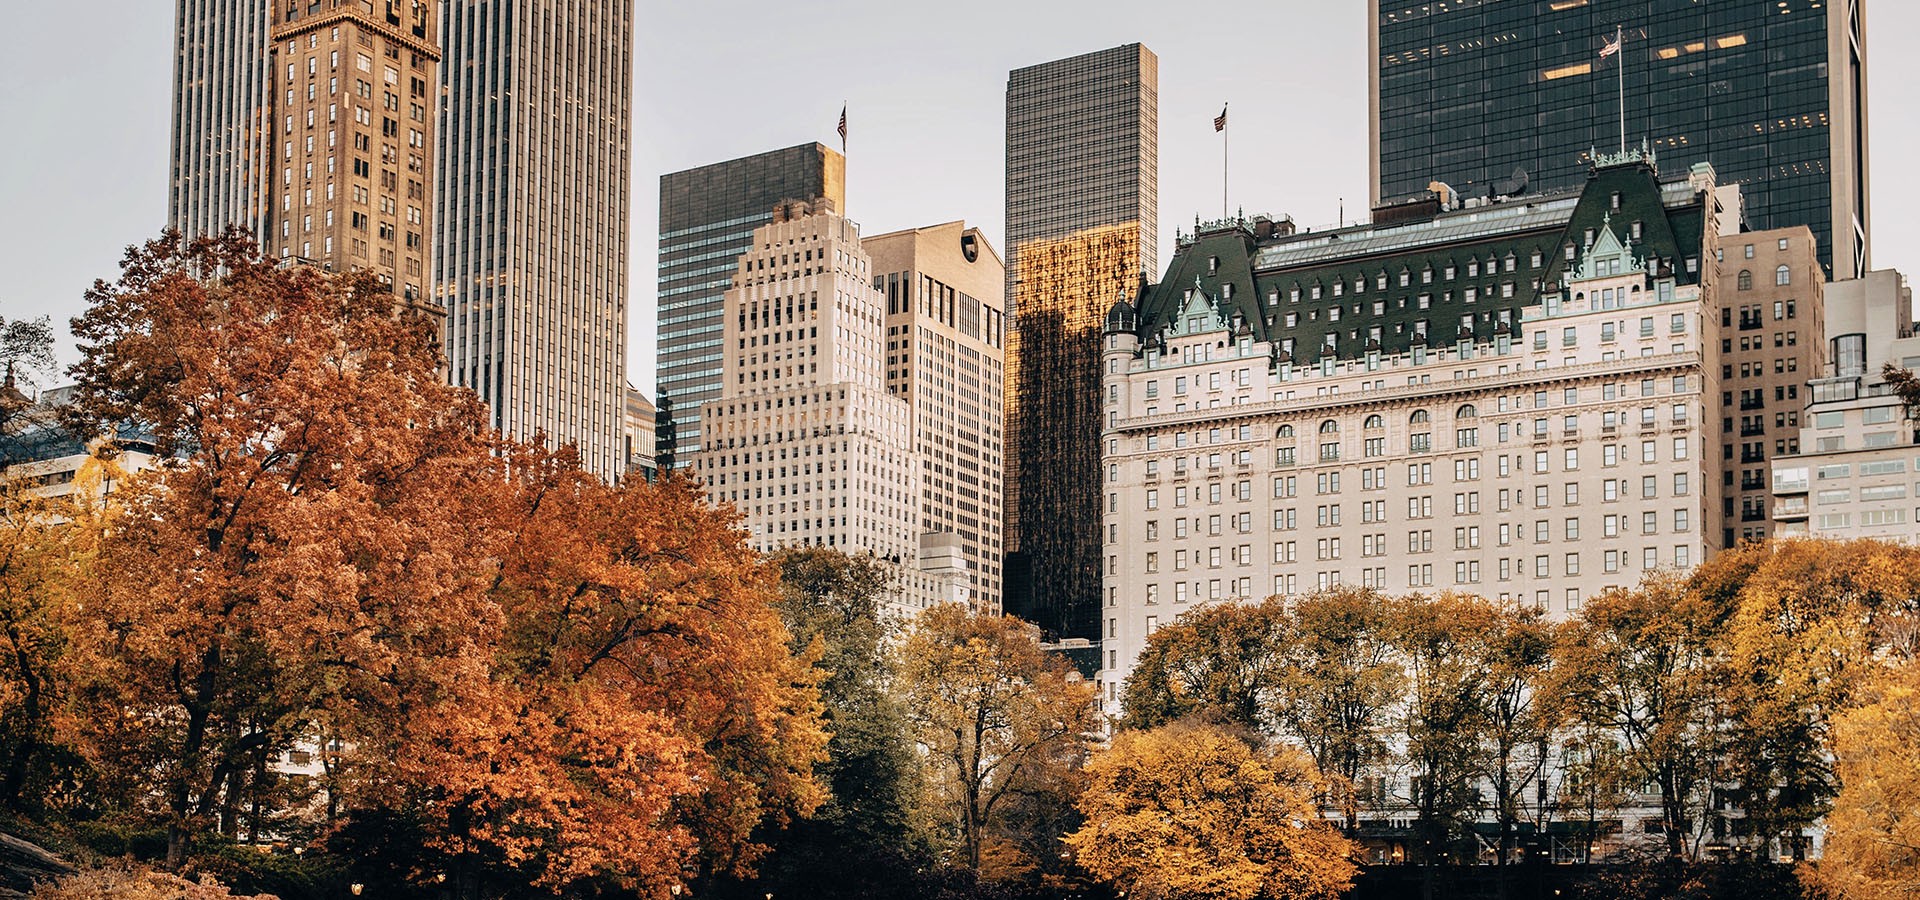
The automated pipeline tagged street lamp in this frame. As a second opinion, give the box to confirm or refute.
[350,885,364,897]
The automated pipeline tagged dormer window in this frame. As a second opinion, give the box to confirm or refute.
[1332,282,1344,297]
[1467,261,1479,278]
[1311,284,1322,300]
[1445,264,1457,280]
[1222,283,1233,299]
[1208,256,1219,274]
[1611,191,1623,210]
[1631,221,1643,240]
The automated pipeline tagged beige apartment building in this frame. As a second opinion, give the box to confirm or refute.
[689,199,964,616]
[1773,270,1920,543]
[171,0,440,305]
[1096,153,1744,711]
[1712,228,1825,544]
[865,222,1008,613]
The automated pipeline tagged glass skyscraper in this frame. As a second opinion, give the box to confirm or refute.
[655,143,845,468]
[1371,0,1868,278]
[1003,43,1157,642]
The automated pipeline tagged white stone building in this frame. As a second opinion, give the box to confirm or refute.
[1096,154,1740,712]
[1772,270,1920,543]
[689,199,963,615]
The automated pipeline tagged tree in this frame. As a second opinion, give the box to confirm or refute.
[1883,363,1920,427]
[1272,586,1403,829]
[0,482,102,812]
[1711,539,1920,858]
[1388,592,1497,865]
[1805,657,1920,900]
[378,462,828,892]
[1475,600,1557,873]
[58,232,830,893]
[0,313,57,467]
[1063,721,1357,900]
[742,548,926,898]
[895,604,1097,874]
[1120,596,1289,731]
[61,230,503,867]
[1553,574,1721,858]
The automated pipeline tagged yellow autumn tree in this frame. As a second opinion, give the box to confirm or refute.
[1064,720,1357,900]
[1803,657,1920,899]
[895,604,1097,876]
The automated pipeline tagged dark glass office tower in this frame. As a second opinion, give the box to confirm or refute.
[1371,0,1868,279]
[655,143,844,467]
[1003,43,1157,642]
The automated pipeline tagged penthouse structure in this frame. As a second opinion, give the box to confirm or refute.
[1773,270,1920,543]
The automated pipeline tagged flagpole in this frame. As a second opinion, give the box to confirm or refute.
[1222,103,1229,220]
[1616,25,1626,154]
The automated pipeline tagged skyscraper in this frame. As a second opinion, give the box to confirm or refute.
[168,0,271,244]
[1370,0,1869,279]
[169,0,440,306]
[657,144,846,469]
[1003,43,1157,640]
[434,0,634,479]
[688,199,965,615]
[864,221,1008,612]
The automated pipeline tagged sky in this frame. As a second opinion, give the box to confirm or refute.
[2,2,1916,398]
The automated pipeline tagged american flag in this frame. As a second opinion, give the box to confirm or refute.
[837,105,847,147]
[1214,104,1227,133]
[1599,33,1622,59]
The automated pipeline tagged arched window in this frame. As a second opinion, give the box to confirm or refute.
[1410,409,1431,425]
[1364,414,1385,430]
[1277,424,1296,439]
[1319,420,1340,434]
[1737,270,1753,291]
[1456,404,1478,419]
[1776,265,1791,286]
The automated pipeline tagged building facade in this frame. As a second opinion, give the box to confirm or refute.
[434,0,633,479]
[1773,270,1920,542]
[688,200,963,615]
[1098,155,1739,713]
[1371,0,1870,279]
[624,385,657,482]
[1004,43,1158,640]
[1712,227,1825,544]
[657,144,846,469]
[170,0,440,305]
[168,0,272,244]
[865,222,1009,613]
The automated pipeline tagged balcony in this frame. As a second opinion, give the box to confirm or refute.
[1740,451,1767,464]
[1741,508,1769,523]
[1739,397,1766,411]
[1740,425,1767,437]
[1774,498,1809,518]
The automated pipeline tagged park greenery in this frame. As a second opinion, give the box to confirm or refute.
[1,233,1917,900]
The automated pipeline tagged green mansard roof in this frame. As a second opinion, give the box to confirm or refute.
[1130,158,1710,363]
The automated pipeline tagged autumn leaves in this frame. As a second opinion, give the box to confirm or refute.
[4,231,826,893]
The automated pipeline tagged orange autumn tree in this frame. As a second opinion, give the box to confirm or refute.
[1064,720,1357,900]
[59,231,828,892]
[381,457,827,890]
[63,230,505,868]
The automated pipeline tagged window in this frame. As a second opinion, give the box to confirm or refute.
[1775,265,1791,286]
